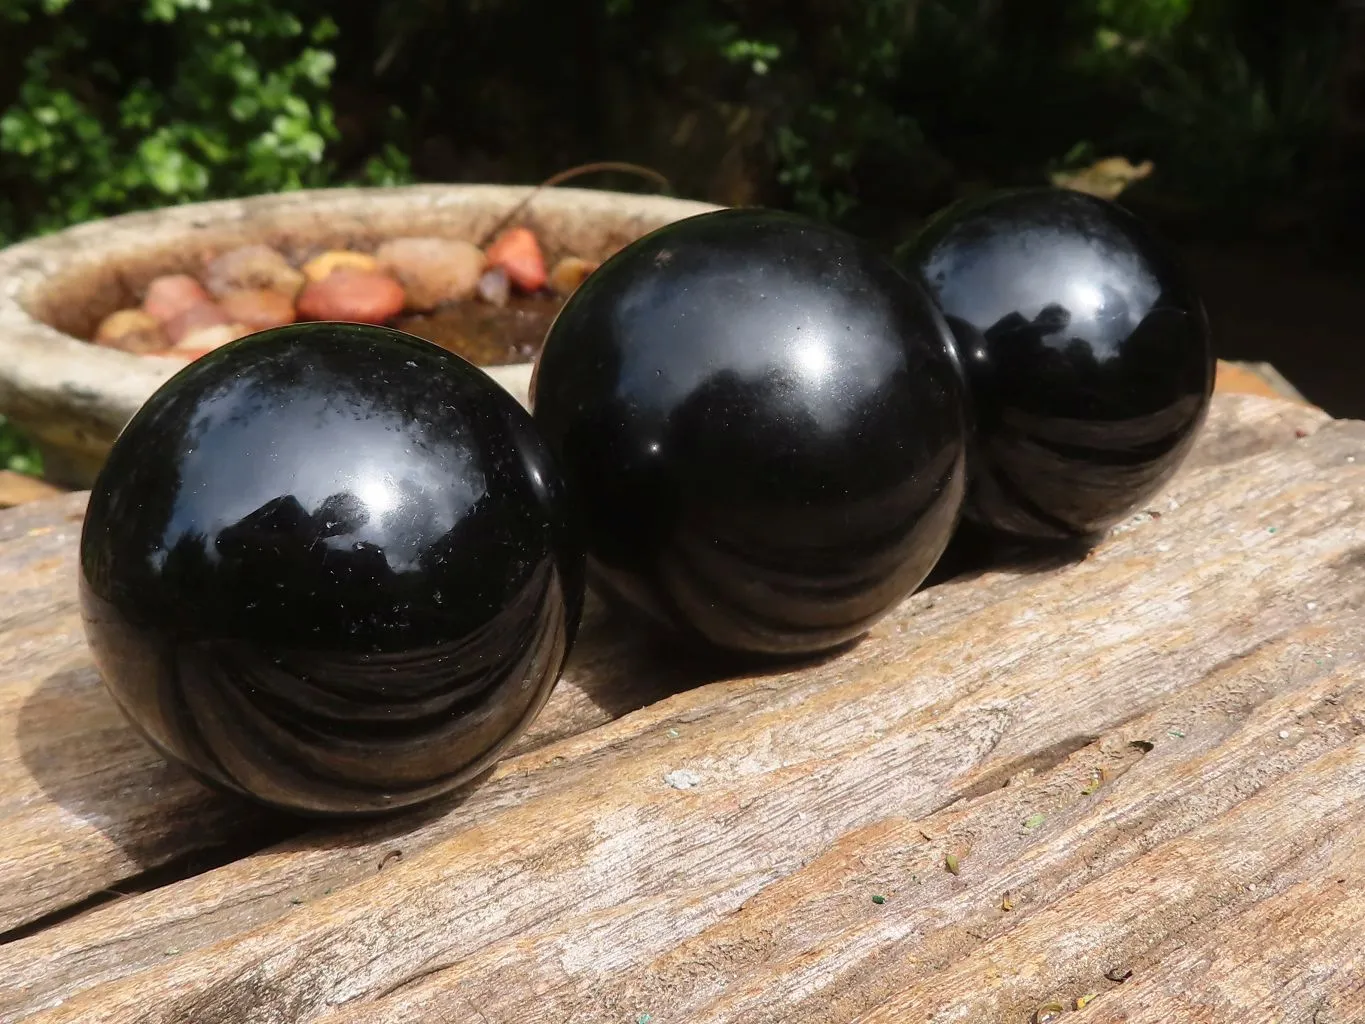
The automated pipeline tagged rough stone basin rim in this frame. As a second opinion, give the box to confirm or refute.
[0,184,720,488]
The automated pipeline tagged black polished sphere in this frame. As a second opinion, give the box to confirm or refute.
[901,188,1214,540]
[79,323,584,816]
[531,208,967,657]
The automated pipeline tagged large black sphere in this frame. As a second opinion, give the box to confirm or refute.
[79,323,584,816]
[531,208,967,657]
[902,188,1214,540]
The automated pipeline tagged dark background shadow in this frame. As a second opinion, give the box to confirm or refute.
[921,518,1096,589]
[1181,241,1365,418]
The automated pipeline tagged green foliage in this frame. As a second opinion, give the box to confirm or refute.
[0,0,412,245]
[614,0,1333,228]
[360,143,414,188]
[1058,0,1334,220]
[1130,30,1334,214]
[595,0,938,221]
[0,416,41,475]
[0,0,1339,244]
[1093,0,1193,42]
[768,2,928,222]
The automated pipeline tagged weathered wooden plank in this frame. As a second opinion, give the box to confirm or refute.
[0,393,1328,940]
[1085,869,1365,1023]
[0,493,266,937]
[1,394,1361,1023]
[853,742,1365,1024]
[309,646,1365,1024]
[0,511,699,939]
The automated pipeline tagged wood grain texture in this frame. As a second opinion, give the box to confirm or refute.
[1,393,1362,1024]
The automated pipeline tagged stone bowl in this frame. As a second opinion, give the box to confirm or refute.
[0,185,720,488]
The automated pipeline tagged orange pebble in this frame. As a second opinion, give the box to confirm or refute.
[484,227,547,292]
[143,275,211,324]
[219,289,297,331]
[295,269,406,325]
[95,308,168,353]
[302,250,380,282]
[547,256,599,297]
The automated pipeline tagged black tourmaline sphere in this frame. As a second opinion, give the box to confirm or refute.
[531,208,967,657]
[79,323,584,816]
[902,188,1215,541]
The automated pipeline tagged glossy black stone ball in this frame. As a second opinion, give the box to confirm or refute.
[79,323,585,816]
[901,188,1215,541]
[531,208,967,657]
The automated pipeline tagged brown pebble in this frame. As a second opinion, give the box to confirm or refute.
[143,275,211,324]
[219,289,296,332]
[302,250,380,282]
[95,308,168,354]
[376,237,486,311]
[172,323,250,361]
[296,269,406,324]
[548,256,598,297]
[203,244,306,300]
[164,303,232,345]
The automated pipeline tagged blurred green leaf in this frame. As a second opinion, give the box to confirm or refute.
[0,416,42,476]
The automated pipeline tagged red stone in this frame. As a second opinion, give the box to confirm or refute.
[484,227,547,292]
[295,269,406,325]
